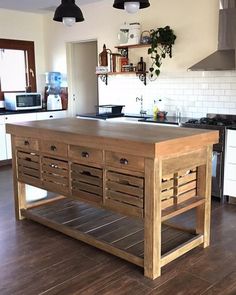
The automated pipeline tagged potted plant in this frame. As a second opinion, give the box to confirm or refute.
[148,26,176,79]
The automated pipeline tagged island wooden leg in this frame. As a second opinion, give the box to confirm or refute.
[11,136,26,220]
[144,158,162,279]
[196,146,213,248]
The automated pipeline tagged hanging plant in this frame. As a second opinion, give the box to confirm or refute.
[148,26,176,79]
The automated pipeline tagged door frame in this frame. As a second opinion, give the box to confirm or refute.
[66,39,98,117]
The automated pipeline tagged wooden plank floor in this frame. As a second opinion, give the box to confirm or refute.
[1,165,236,294]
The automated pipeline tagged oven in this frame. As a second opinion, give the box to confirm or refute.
[181,114,230,200]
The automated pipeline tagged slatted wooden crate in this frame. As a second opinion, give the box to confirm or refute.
[161,168,204,221]
[42,157,69,195]
[17,150,41,186]
[105,170,144,218]
[71,163,103,204]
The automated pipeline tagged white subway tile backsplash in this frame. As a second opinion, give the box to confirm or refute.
[99,71,236,118]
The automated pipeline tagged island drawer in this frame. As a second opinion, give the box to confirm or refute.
[15,137,39,151]
[42,157,69,195]
[105,151,144,172]
[69,145,103,164]
[105,170,144,218]
[41,140,68,157]
[71,163,103,204]
[17,150,41,186]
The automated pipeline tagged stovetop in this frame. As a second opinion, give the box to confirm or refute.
[183,113,236,128]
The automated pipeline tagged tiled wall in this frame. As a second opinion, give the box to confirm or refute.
[99,71,236,118]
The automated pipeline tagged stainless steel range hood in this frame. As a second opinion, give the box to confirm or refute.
[189,0,236,71]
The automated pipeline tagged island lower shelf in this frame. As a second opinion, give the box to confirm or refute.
[21,198,203,269]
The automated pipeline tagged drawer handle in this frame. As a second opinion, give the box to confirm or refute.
[81,151,89,158]
[25,157,32,162]
[50,145,57,151]
[49,115,53,118]
[120,158,128,165]
[24,140,30,146]
[50,163,58,169]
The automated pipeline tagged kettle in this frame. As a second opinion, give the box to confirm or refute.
[47,94,62,110]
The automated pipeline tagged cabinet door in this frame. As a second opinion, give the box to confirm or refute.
[0,124,7,160]
[224,129,236,197]
[5,113,37,159]
[36,111,67,120]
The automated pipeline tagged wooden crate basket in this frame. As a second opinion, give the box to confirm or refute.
[42,157,69,194]
[17,150,41,186]
[105,170,144,218]
[161,168,204,221]
[71,163,103,204]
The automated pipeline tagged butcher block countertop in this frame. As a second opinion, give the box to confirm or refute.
[6,117,219,157]
[6,118,218,280]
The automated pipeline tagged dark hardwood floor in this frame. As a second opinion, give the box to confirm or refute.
[1,165,236,295]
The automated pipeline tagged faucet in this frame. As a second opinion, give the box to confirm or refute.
[136,95,147,116]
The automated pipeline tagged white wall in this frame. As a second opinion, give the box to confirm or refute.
[3,0,236,118]
[0,9,46,94]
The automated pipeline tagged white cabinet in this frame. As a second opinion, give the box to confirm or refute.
[5,113,37,159]
[36,111,67,120]
[0,116,7,160]
[224,129,236,197]
[1,110,68,161]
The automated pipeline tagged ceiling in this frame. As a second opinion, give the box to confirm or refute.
[0,0,103,14]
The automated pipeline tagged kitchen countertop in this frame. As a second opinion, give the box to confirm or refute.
[138,116,191,125]
[77,112,191,125]
[0,108,66,115]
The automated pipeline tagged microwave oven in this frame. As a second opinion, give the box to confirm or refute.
[4,92,42,111]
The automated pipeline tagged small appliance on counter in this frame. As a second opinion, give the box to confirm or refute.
[45,72,63,110]
[4,92,42,111]
[47,94,62,110]
[96,104,125,117]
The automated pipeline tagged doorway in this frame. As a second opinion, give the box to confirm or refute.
[67,40,98,117]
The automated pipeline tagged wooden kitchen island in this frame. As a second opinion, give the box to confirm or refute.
[6,118,218,279]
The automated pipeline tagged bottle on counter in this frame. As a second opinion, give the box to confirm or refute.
[153,100,159,119]
[99,44,108,66]
[137,57,146,72]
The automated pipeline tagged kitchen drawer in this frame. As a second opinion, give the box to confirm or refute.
[42,157,69,195]
[105,170,144,218]
[41,140,68,157]
[225,147,236,163]
[224,179,236,196]
[69,145,103,164]
[226,130,236,147]
[71,163,103,204]
[224,163,236,181]
[105,151,144,172]
[15,136,39,151]
[17,150,41,187]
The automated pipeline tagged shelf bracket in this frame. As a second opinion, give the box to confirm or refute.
[99,74,108,85]
[137,72,147,86]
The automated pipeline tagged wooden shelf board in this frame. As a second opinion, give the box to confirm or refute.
[21,198,199,268]
[161,196,205,222]
[96,71,147,76]
[115,44,150,49]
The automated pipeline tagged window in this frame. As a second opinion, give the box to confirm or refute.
[0,39,37,100]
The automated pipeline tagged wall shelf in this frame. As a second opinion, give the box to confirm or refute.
[97,43,150,86]
[97,71,147,86]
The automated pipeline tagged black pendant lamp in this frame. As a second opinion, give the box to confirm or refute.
[113,0,150,13]
[53,0,84,27]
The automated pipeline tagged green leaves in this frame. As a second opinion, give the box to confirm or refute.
[148,26,176,79]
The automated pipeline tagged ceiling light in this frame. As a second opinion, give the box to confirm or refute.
[113,0,150,13]
[53,0,84,27]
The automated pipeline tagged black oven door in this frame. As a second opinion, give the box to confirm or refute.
[211,150,223,198]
